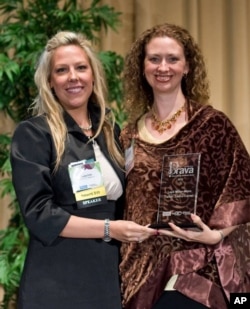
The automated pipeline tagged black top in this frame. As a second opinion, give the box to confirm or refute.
[11,109,125,309]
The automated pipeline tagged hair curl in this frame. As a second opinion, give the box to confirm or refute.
[123,23,210,123]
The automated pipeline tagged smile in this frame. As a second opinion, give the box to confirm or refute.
[155,75,171,82]
[66,86,83,93]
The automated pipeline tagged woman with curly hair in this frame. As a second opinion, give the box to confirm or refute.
[119,23,250,309]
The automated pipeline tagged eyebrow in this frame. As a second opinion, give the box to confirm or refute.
[53,61,88,67]
[146,53,180,57]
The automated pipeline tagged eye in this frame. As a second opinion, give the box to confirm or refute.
[149,57,160,64]
[77,64,88,71]
[168,57,179,63]
[55,67,67,74]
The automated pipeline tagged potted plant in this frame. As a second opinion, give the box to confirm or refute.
[0,0,125,307]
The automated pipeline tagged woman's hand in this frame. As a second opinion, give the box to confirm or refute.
[157,214,226,245]
[110,220,157,243]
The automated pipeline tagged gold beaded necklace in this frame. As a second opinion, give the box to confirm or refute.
[151,104,185,134]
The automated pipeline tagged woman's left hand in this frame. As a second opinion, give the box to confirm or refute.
[158,214,223,245]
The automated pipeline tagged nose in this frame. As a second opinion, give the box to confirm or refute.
[157,59,169,71]
[68,69,78,81]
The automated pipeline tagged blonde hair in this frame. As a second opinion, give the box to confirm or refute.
[123,23,210,124]
[32,31,124,170]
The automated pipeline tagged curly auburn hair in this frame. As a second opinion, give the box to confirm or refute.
[123,23,210,124]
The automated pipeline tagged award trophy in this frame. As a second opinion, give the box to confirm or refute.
[150,153,201,231]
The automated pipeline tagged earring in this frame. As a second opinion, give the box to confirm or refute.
[183,72,188,80]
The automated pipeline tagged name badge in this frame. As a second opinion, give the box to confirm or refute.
[68,159,107,208]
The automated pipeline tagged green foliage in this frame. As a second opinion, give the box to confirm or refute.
[0,0,125,123]
[0,0,126,307]
[99,51,126,125]
[0,134,28,308]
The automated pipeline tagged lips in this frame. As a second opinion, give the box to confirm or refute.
[155,75,171,82]
[66,86,83,93]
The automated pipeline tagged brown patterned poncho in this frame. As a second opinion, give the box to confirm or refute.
[119,101,250,309]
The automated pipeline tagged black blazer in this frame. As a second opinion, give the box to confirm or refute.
[11,109,125,246]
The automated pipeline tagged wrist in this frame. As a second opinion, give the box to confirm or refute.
[214,229,225,244]
[103,218,112,242]
[218,230,225,242]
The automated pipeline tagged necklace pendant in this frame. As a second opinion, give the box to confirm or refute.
[158,128,164,134]
[165,123,172,130]
[156,124,164,134]
[155,124,161,132]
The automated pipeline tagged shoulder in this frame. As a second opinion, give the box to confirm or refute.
[190,101,236,127]
[190,102,248,152]
[14,115,49,134]
[12,115,52,146]
[202,105,238,130]
[11,115,55,166]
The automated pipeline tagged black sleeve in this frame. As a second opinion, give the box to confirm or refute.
[10,119,70,246]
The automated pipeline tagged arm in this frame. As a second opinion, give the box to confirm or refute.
[158,214,238,245]
[60,216,157,242]
[11,119,71,245]
[11,119,156,245]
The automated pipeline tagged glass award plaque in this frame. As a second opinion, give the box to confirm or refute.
[149,153,201,231]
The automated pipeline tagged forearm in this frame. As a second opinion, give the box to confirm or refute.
[59,215,157,242]
[217,225,238,240]
[60,215,105,238]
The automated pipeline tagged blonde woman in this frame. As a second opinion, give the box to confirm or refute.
[11,31,156,309]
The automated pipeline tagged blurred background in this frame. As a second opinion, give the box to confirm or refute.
[0,0,249,306]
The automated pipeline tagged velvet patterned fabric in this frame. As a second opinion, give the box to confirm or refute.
[119,101,250,309]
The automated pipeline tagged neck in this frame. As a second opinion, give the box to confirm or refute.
[152,91,186,119]
[64,105,89,124]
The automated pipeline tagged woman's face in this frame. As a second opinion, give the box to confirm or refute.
[49,44,94,112]
[144,36,188,96]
